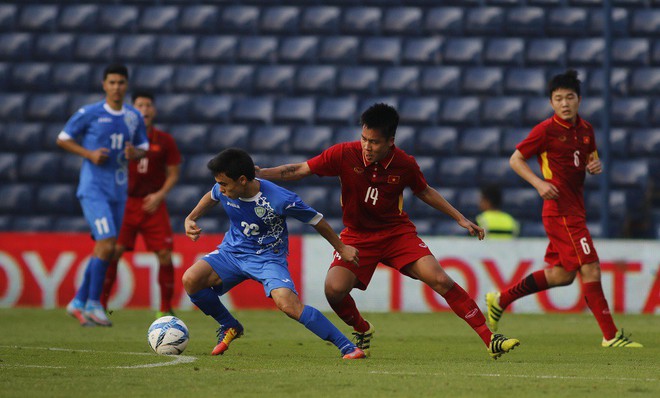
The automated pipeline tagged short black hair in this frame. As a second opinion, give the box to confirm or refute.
[360,103,399,140]
[480,184,502,208]
[132,90,154,104]
[547,69,581,98]
[103,63,129,80]
[207,148,255,181]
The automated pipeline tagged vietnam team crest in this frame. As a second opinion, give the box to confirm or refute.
[255,206,266,217]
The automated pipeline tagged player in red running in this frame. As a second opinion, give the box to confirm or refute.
[101,91,182,318]
[257,103,520,359]
[485,70,642,348]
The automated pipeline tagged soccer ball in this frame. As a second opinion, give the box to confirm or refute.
[147,316,189,355]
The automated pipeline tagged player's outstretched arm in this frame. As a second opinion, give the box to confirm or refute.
[510,150,559,200]
[416,185,485,240]
[256,162,313,181]
[184,191,217,242]
[311,218,359,266]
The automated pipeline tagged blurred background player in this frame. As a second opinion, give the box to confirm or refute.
[485,70,643,348]
[257,103,520,359]
[58,64,148,327]
[476,184,520,239]
[181,148,365,359]
[100,91,182,318]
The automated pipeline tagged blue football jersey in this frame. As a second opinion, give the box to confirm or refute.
[61,101,148,201]
[211,179,323,257]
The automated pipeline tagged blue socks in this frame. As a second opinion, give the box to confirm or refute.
[189,288,239,327]
[88,258,109,302]
[74,257,98,303]
[299,305,356,355]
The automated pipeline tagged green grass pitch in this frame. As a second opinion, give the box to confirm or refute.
[1,308,658,398]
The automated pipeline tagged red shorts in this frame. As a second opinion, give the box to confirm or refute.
[542,215,599,271]
[330,226,433,290]
[118,196,174,252]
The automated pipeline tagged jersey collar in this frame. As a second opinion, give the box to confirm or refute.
[103,103,125,116]
[238,178,263,202]
[552,114,587,130]
[362,145,396,169]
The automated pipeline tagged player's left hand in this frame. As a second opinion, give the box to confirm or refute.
[143,192,164,214]
[459,217,485,240]
[586,156,602,175]
[124,142,145,160]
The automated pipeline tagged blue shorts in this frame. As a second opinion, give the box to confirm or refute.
[203,248,297,298]
[79,197,125,240]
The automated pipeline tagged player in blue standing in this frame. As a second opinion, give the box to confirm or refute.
[57,64,149,327]
[182,148,366,359]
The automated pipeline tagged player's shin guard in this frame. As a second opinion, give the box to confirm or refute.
[499,270,549,309]
[442,283,492,346]
[328,294,370,333]
[584,281,618,340]
[158,263,175,312]
[189,288,239,328]
[299,305,356,356]
[100,260,118,309]
[88,258,109,302]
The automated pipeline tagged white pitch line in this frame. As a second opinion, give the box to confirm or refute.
[0,345,197,369]
[367,370,658,383]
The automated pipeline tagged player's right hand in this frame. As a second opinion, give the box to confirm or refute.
[185,218,202,241]
[88,148,110,165]
[536,181,559,200]
[338,245,359,266]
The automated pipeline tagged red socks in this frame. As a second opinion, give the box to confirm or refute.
[100,260,118,309]
[442,283,492,346]
[158,264,175,313]
[329,294,370,333]
[500,270,549,309]
[583,281,617,340]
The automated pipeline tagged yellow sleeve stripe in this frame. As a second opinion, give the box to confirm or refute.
[540,151,553,179]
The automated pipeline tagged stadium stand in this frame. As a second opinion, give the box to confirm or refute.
[192,95,231,123]
[300,6,340,34]
[279,37,318,64]
[35,34,75,62]
[296,65,336,94]
[274,97,315,124]
[424,7,463,35]
[402,37,443,65]
[139,6,179,33]
[383,7,422,35]
[261,6,299,34]
[179,5,218,34]
[220,5,259,34]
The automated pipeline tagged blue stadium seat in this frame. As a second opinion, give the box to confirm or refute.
[399,97,439,125]
[117,35,156,62]
[0,63,7,91]
[166,185,205,214]
[630,67,660,95]
[338,67,378,94]
[292,186,330,216]
[207,125,250,152]
[156,36,196,63]
[0,153,17,182]
[13,216,53,232]
[60,154,82,183]
[75,34,115,62]
[610,160,649,188]
[219,6,259,34]
[36,184,78,215]
[479,157,521,187]
[174,65,215,93]
[317,97,357,125]
[0,33,32,61]
[462,67,503,95]
[0,215,12,230]
[459,128,501,156]
[586,189,629,219]
[275,97,315,124]
[296,66,336,94]
[420,66,460,94]
[485,38,524,66]
[27,94,68,122]
[380,67,419,94]
[300,6,340,34]
[291,126,332,154]
[179,154,213,183]
[19,5,57,31]
[440,97,480,126]
[99,5,138,32]
[587,68,628,96]
[402,37,442,65]
[612,98,649,126]
[333,126,359,145]
[252,126,291,154]
[526,39,566,66]
[482,97,523,126]
[19,152,60,182]
[443,38,483,65]
[520,221,546,237]
[191,95,231,123]
[232,97,273,124]
[169,124,208,154]
[465,7,504,35]
[256,65,295,93]
[597,128,629,159]
[415,127,457,155]
[439,157,479,187]
[179,5,218,33]
[197,36,237,63]
[238,36,277,63]
[652,100,660,126]
[152,94,192,123]
[547,8,588,36]
[502,188,542,218]
[413,187,456,218]
[0,5,17,31]
[0,93,26,121]
[261,6,299,34]
[577,97,604,125]
[58,5,98,32]
[523,97,553,124]
[360,37,401,65]
[35,34,75,62]
[589,8,628,36]
[393,126,415,154]
[53,63,91,91]
[215,65,254,93]
[279,37,318,64]
[0,184,33,214]
[630,9,660,36]
[53,216,89,232]
[134,65,174,92]
[11,63,50,91]
[456,188,481,217]
[139,6,179,33]
[41,123,64,151]
[5,123,43,152]
[415,156,438,186]
[383,7,422,35]
[342,7,381,35]
[434,221,470,237]
[505,7,544,36]
[612,38,649,65]
[424,7,463,35]
[319,36,358,63]
[68,94,103,116]
[568,38,605,65]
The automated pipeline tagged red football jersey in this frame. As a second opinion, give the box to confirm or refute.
[516,115,598,217]
[127,127,181,197]
[307,141,428,231]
